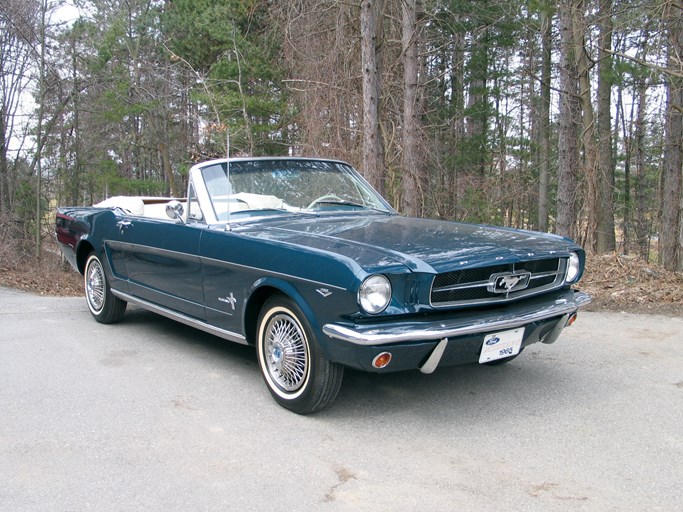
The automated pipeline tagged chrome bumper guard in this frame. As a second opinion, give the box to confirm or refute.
[323,289,592,347]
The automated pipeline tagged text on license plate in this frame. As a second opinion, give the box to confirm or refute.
[479,327,524,364]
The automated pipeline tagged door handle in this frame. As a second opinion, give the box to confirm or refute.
[116,219,132,234]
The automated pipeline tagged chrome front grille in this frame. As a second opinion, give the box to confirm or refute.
[430,258,567,307]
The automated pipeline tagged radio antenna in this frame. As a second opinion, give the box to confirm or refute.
[226,125,231,229]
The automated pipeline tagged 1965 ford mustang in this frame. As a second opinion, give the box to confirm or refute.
[56,157,591,414]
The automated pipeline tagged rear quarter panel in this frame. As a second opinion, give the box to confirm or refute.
[56,207,129,292]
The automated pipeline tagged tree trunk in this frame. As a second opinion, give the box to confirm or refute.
[537,3,553,232]
[556,0,581,241]
[71,31,81,206]
[634,79,649,260]
[34,0,48,260]
[159,142,180,198]
[401,0,424,216]
[595,0,616,252]
[660,1,683,270]
[0,106,7,213]
[465,18,489,181]
[618,85,631,254]
[360,0,385,195]
[571,0,598,249]
[448,24,466,220]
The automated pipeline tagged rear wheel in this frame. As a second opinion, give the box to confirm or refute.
[257,295,343,414]
[84,253,126,324]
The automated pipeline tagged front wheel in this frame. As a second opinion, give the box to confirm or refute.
[84,253,127,324]
[256,295,343,414]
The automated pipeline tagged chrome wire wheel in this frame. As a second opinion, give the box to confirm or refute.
[83,253,126,324]
[86,256,105,313]
[257,295,343,414]
[263,312,309,393]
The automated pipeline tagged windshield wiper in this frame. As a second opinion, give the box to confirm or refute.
[221,208,317,227]
[312,200,392,214]
[312,200,367,208]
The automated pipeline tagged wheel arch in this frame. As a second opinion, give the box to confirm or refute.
[76,240,96,274]
[251,284,344,414]
[243,278,323,347]
[243,285,278,345]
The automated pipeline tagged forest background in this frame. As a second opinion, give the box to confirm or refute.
[1,0,682,275]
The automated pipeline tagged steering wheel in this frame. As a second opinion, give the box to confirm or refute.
[307,193,343,210]
[229,197,250,207]
[216,197,251,221]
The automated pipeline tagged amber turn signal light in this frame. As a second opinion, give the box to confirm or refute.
[372,352,392,369]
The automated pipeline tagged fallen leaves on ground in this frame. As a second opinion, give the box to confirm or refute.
[1,245,681,316]
[581,253,683,316]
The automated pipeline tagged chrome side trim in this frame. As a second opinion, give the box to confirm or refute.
[111,289,248,345]
[199,255,347,291]
[323,290,592,346]
[106,240,200,263]
[106,240,347,292]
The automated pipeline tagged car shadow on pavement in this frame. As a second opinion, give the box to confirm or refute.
[326,353,583,423]
[114,306,584,422]
[119,305,258,369]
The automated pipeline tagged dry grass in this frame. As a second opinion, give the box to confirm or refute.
[0,239,82,296]
[581,253,683,316]
[1,239,682,316]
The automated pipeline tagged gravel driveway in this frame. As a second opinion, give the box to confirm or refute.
[1,287,681,511]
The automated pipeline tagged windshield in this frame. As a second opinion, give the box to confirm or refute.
[200,159,393,221]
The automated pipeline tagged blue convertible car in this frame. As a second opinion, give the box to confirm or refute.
[56,157,591,414]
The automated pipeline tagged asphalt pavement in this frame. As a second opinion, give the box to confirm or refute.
[1,287,681,511]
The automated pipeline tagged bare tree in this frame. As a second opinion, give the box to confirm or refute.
[633,76,650,259]
[556,0,581,241]
[34,0,48,258]
[360,0,385,194]
[660,0,683,270]
[537,1,553,232]
[0,0,38,214]
[273,0,361,161]
[570,0,598,248]
[1,0,678,272]
[401,0,424,216]
[596,0,616,252]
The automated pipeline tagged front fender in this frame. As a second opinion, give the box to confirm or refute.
[246,276,345,361]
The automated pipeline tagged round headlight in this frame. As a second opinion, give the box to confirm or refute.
[566,252,581,283]
[359,275,392,314]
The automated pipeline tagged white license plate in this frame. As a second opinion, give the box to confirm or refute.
[479,328,524,364]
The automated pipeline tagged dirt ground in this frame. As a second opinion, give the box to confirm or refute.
[580,252,683,316]
[1,243,681,317]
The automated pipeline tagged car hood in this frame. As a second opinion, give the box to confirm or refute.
[243,213,578,274]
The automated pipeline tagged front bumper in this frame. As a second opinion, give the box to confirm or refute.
[323,288,591,345]
[321,288,591,373]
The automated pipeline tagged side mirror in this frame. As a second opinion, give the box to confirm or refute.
[166,200,185,222]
